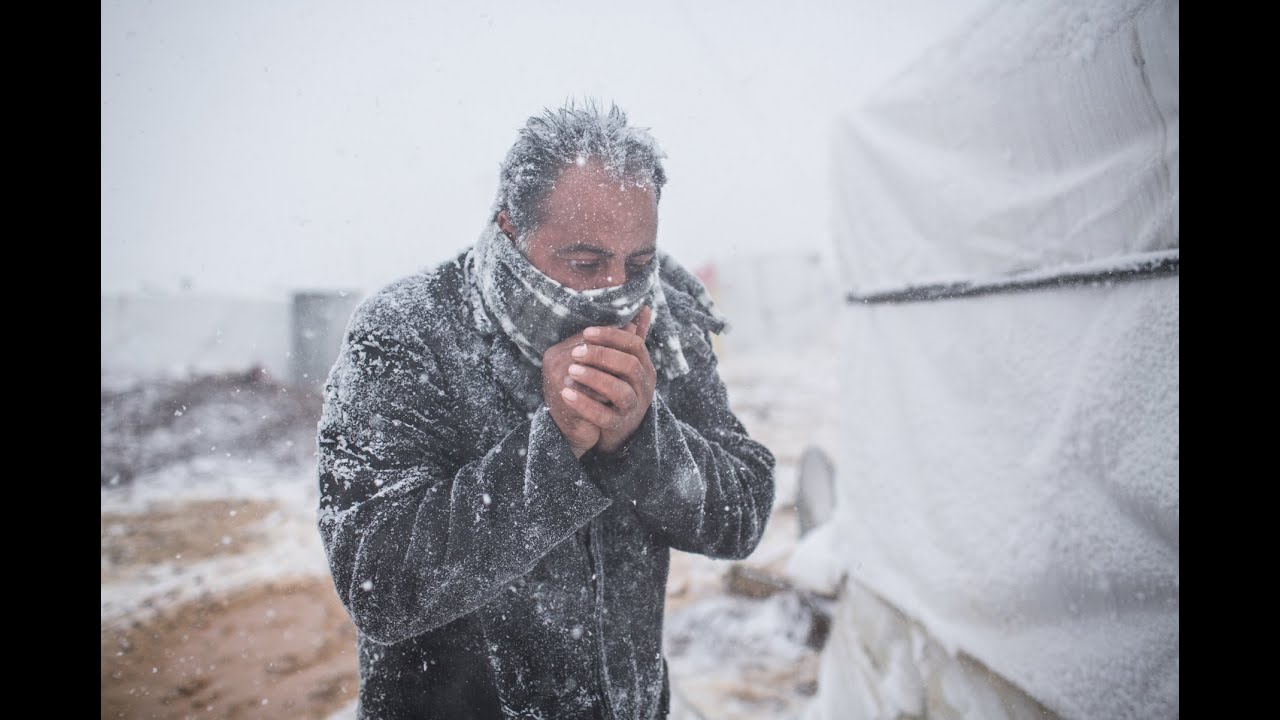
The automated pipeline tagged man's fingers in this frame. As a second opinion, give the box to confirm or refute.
[576,327,656,382]
[582,326,648,357]
[560,386,621,429]
[634,306,653,340]
[617,306,652,339]
[567,363,638,412]
[563,377,612,405]
[571,343,647,387]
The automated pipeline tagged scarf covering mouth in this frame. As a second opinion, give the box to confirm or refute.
[469,221,725,381]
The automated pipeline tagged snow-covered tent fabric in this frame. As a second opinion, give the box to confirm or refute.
[804,0,1178,719]
[832,0,1177,293]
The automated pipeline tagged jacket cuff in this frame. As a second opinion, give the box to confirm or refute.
[582,398,663,502]
[526,405,614,506]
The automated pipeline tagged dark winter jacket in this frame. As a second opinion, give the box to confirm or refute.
[316,250,776,719]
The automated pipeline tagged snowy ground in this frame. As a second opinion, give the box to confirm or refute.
[101,343,841,719]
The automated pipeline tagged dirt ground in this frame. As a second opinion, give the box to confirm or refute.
[100,499,816,720]
[101,499,360,720]
[101,577,358,720]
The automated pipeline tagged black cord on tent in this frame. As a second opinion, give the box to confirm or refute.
[845,250,1179,305]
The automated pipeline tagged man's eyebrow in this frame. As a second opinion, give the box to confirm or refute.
[555,244,657,258]
[557,243,611,256]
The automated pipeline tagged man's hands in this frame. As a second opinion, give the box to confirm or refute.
[543,331,600,459]
[541,306,657,458]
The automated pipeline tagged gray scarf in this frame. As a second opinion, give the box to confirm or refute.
[467,222,726,384]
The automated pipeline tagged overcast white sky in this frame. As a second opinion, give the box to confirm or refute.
[101,0,986,300]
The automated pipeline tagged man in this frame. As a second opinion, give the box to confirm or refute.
[317,100,776,719]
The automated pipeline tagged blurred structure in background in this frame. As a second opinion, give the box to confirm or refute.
[705,253,837,359]
[101,293,292,381]
[289,291,361,389]
[101,289,360,392]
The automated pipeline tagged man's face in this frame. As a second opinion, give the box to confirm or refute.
[500,161,658,292]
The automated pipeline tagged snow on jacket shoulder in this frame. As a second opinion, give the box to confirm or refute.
[317,250,776,720]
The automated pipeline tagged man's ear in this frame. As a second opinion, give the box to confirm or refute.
[496,210,519,241]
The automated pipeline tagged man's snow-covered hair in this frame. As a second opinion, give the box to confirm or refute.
[491,99,667,238]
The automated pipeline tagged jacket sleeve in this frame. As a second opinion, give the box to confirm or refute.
[316,303,612,645]
[584,325,776,560]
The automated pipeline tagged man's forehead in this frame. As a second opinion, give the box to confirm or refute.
[540,165,657,230]
[547,163,655,205]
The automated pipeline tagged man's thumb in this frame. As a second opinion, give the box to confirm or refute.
[635,306,653,340]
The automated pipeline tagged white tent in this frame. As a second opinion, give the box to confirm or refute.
[789,1,1178,718]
